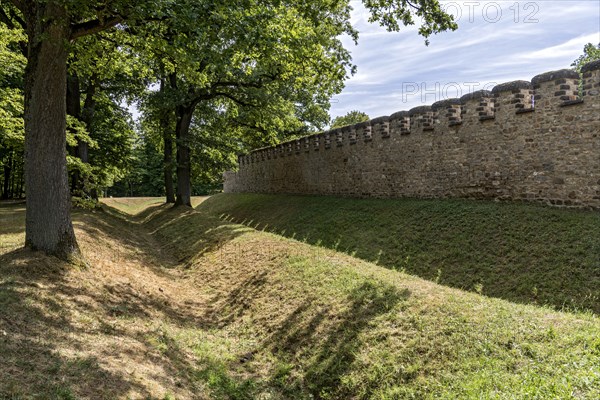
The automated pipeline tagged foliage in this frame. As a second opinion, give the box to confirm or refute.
[364,0,458,44]
[572,42,600,72]
[1,0,457,205]
[0,24,25,199]
[107,131,163,197]
[0,24,25,144]
[330,110,370,129]
[87,95,136,186]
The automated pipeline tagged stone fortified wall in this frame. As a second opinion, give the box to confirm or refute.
[224,61,600,208]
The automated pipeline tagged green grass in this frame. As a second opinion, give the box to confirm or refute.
[147,198,600,399]
[1,196,599,399]
[199,193,600,314]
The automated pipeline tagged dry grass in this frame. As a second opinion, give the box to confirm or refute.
[1,197,599,399]
[1,202,213,399]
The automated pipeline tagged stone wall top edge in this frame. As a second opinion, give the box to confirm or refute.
[531,68,579,85]
[408,105,433,115]
[390,111,409,119]
[581,59,600,73]
[370,115,390,124]
[491,80,532,94]
[239,64,597,159]
[460,89,493,103]
[431,98,461,110]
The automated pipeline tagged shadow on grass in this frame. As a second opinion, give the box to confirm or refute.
[0,201,26,236]
[137,205,252,266]
[0,204,250,399]
[0,248,152,399]
[270,282,410,399]
[194,261,410,399]
[199,193,600,314]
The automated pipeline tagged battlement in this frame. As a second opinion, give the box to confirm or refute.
[226,62,600,208]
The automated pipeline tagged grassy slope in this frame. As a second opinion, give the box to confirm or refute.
[201,193,600,314]
[0,196,599,399]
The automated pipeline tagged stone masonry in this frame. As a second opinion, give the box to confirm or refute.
[224,61,600,208]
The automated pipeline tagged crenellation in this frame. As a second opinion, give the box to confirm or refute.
[334,128,343,146]
[312,134,321,151]
[461,90,495,121]
[409,106,434,131]
[532,69,580,108]
[432,98,462,126]
[302,137,310,153]
[225,61,600,209]
[371,116,390,138]
[344,124,357,144]
[390,111,410,135]
[492,80,534,117]
[324,131,332,149]
[581,60,600,98]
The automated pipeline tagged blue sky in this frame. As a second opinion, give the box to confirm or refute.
[329,0,600,120]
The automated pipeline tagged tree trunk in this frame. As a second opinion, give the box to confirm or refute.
[160,80,176,203]
[174,105,193,207]
[164,130,176,203]
[23,2,80,261]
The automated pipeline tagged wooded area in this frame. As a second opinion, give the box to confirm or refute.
[0,0,458,260]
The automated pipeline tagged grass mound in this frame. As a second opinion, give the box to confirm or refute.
[0,197,599,399]
[200,193,600,314]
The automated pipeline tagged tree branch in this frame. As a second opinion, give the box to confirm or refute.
[213,92,257,108]
[9,8,25,29]
[212,72,279,90]
[0,6,16,29]
[234,120,269,135]
[212,81,263,89]
[0,6,27,56]
[8,0,24,13]
[70,16,122,40]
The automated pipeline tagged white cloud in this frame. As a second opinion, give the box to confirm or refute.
[330,0,600,120]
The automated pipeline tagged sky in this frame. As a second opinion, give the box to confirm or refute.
[328,0,600,120]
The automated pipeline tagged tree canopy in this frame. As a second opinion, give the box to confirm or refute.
[331,110,371,129]
[0,0,457,260]
[572,43,600,72]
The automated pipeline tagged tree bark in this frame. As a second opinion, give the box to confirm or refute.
[174,105,193,207]
[23,2,80,261]
[163,129,176,203]
[160,80,176,203]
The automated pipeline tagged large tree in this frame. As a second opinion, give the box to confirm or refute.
[1,1,157,261]
[1,0,456,261]
[142,0,456,207]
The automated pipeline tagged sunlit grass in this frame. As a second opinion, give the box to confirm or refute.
[200,193,600,314]
[1,197,599,399]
